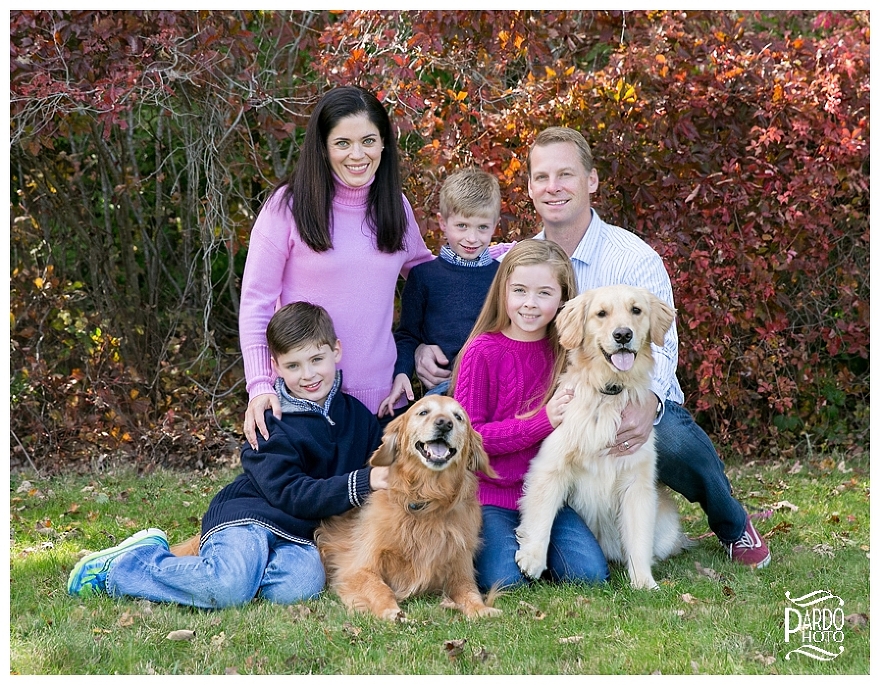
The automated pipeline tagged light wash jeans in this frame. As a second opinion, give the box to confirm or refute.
[476,504,609,592]
[106,523,324,609]
[424,379,451,396]
[654,400,748,543]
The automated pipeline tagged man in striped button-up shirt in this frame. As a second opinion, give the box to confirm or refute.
[522,126,770,569]
[419,127,771,570]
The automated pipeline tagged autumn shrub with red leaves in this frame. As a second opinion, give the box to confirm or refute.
[9,10,869,472]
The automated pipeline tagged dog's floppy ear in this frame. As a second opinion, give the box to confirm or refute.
[464,424,498,479]
[369,414,404,466]
[648,294,676,347]
[556,292,591,350]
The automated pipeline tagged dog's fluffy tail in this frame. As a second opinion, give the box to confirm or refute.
[654,486,693,560]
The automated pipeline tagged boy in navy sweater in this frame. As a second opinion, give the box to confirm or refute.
[378,168,501,416]
[68,302,386,608]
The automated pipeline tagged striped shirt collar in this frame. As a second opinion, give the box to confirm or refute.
[535,208,599,269]
[439,244,493,267]
[275,371,342,425]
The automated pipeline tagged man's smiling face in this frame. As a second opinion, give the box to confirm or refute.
[527,141,598,231]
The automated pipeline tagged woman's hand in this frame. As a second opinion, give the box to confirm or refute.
[244,392,281,450]
[378,373,414,418]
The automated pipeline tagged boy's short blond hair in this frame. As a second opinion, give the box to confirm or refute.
[438,168,501,223]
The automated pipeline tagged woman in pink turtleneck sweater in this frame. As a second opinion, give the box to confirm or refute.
[240,86,432,449]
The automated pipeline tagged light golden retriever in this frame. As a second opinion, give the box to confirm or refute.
[315,395,502,621]
[515,285,689,590]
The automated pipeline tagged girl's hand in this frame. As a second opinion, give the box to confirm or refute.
[244,392,281,450]
[546,385,574,428]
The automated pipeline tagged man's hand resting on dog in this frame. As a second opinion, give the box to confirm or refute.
[613,394,659,455]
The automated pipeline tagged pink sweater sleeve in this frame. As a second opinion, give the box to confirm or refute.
[454,337,554,457]
[239,191,291,400]
[400,195,434,277]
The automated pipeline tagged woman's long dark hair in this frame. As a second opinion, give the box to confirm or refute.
[279,86,408,253]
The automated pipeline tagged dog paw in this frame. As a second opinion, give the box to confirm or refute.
[514,548,547,579]
[630,577,659,591]
[473,606,503,618]
[380,608,407,622]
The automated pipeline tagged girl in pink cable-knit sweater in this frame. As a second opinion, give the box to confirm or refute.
[239,86,432,448]
[451,240,608,591]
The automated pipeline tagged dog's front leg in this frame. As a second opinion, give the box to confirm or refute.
[338,569,405,621]
[445,570,503,619]
[515,447,567,579]
[618,476,659,590]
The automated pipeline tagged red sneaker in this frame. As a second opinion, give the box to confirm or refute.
[725,518,771,568]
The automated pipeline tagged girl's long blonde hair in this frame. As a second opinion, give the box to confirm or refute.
[450,239,577,414]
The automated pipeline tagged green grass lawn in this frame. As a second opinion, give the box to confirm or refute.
[8,452,869,675]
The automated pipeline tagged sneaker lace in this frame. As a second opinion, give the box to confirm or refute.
[731,524,761,553]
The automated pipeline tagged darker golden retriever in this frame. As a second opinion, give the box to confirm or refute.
[315,395,502,621]
[515,285,689,589]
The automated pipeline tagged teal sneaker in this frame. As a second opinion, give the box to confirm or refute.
[67,528,169,597]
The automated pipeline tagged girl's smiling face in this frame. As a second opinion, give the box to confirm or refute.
[503,263,563,341]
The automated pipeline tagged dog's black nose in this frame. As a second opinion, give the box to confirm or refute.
[613,327,633,345]
[434,417,453,433]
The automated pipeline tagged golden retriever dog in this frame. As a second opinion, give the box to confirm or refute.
[515,285,689,590]
[315,395,502,621]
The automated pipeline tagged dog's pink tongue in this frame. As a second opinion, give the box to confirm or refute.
[426,441,450,458]
[611,351,635,371]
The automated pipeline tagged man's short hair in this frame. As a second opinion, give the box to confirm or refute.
[528,127,594,176]
[439,168,501,222]
[266,301,337,357]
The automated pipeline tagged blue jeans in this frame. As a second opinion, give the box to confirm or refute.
[106,523,325,608]
[476,505,609,592]
[425,379,450,396]
[654,400,748,543]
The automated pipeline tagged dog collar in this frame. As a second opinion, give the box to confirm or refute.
[600,383,624,396]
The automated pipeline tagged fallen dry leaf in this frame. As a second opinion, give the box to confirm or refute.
[754,652,776,666]
[845,613,868,630]
[694,561,722,581]
[518,600,546,619]
[772,500,799,512]
[444,638,467,658]
[342,622,362,639]
[812,543,835,558]
[680,593,698,604]
[558,636,584,644]
[117,611,136,628]
[166,629,196,641]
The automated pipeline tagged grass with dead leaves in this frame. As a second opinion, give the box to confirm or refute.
[8,452,869,675]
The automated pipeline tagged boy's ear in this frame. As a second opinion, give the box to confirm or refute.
[270,354,280,375]
[332,339,342,363]
[437,213,447,233]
